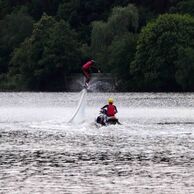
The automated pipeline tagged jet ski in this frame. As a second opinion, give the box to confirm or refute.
[95,109,121,126]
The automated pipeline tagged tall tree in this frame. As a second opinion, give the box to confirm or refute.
[176,0,194,16]
[131,14,194,91]
[91,4,138,71]
[175,47,194,91]
[28,0,61,20]
[57,0,116,42]
[108,33,137,91]
[0,7,34,74]
[10,14,81,91]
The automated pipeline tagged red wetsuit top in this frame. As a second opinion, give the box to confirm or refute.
[82,60,94,70]
[102,104,118,117]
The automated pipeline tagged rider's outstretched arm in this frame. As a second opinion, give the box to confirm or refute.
[91,65,101,73]
[101,105,108,109]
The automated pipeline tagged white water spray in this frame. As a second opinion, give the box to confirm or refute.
[68,88,87,124]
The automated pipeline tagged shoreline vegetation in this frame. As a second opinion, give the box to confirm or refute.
[0,1,194,92]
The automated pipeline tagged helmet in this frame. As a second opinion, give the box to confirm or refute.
[108,98,113,103]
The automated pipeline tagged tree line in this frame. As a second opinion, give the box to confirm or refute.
[0,0,194,91]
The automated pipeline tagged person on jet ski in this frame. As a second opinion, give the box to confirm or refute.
[101,98,118,118]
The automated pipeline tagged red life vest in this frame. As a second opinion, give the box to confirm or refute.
[107,104,115,116]
[82,60,93,69]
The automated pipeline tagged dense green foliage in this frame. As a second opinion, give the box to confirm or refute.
[91,4,138,91]
[131,14,194,91]
[175,0,194,16]
[0,8,34,73]
[9,14,81,91]
[0,0,194,91]
[175,47,194,91]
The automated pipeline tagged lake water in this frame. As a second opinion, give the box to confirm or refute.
[0,92,194,194]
